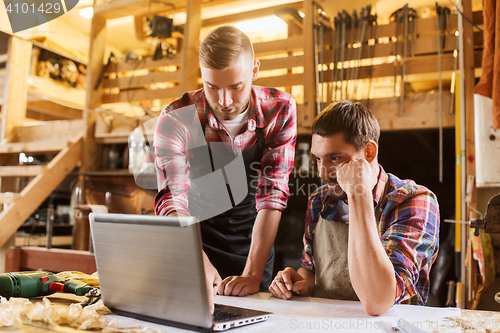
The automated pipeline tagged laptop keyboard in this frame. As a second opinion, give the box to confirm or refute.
[213,307,244,322]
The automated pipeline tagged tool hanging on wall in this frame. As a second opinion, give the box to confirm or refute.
[352,5,370,100]
[339,10,349,100]
[391,4,417,116]
[345,10,357,100]
[331,15,340,103]
[312,2,330,114]
[366,11,378,109]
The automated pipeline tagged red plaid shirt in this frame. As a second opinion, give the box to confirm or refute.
[154,86,297,216]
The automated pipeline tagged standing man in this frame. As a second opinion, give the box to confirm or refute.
[269,101,439,316]
[154,25,297,304]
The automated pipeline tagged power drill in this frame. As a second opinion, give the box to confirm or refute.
[0,271,98,302]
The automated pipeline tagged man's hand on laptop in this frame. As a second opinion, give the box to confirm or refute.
[203,251,222,314]
[217,274,260,296]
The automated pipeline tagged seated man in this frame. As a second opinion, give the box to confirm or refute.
[269,100,440,316]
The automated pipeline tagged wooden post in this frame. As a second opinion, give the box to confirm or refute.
[1,36,31,141]
[463,0,478,309]
[181,0,202,93]
[302,0,316,128]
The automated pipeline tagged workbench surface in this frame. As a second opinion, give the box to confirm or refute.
[1,292,495,333]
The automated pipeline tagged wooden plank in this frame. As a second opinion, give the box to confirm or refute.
[473,10,483,26]
[27,75,86,109]
[463,0,478,308]
[26,100,83,120]
[103,70,182,89]
[259,55,304,71]
[200,2,303,27]
[0,135,83,247]
[102,86,183,104]
[0,193,20,203]
[15,120,85,142]
[358,93,455,131]
[0,140,67,154]
[1,36,31,141]
[5,247,96,274]
[254,36,304,57]
[93,0,185,20]
[254,73,303,87]
[105,54,182,74]
[0,54,7,63]
[181,0,201,93]
[0,165,46,177]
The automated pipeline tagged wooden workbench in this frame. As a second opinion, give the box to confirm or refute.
[0,292,483,333]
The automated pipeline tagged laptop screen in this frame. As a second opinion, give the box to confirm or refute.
[89,213,212,329]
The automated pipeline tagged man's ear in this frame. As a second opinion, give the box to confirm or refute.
[364,140,378,163]
[252,59,260,81]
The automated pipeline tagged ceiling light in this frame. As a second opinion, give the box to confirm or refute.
[80,7,93,19]
[235,16,286,33]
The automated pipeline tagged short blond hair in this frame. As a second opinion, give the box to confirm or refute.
[199,25,254,70]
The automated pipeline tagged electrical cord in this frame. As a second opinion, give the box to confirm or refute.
[448,0,483,32]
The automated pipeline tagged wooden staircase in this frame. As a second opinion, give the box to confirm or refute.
[0,120,84,247]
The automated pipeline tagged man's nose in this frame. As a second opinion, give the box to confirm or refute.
[218,90,233,107]
[318,162,337,180]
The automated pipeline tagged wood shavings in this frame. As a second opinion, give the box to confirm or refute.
[445,315,500,332]
[0,297,166,333]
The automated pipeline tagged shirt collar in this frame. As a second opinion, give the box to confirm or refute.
[373,165,388,206]
[201,87,261,132]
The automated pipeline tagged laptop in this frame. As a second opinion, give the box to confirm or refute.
[89,213,273,331]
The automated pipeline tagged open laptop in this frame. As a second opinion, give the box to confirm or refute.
[89,213,272,331]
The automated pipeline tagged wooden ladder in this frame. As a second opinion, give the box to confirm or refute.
[0,120,84,247]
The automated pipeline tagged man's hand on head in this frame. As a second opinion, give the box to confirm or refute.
[336,159,377,198]
[218,275,260,297]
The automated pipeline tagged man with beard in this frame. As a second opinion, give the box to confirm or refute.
[269,101,439,316]
[154,25,297,311]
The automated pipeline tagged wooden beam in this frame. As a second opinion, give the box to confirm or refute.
[1,36,31,141]
[103,71,182,89]
[259,55,304,71]
[201,2,303,27]
[253,35,304,57]
[26,100,83,120]
[463,0,478,309]
[181,0,201,93]
[15,120,85,142]
[0,136,83,247]
[82,15,107,175]
[5,247,96,274]
[27,75,86,109]
[105,54,182,74]
[93,0,186,20]
[102,86,183,104]
[0,193,20,203]
[301,0,315,128]
[254,73,303,87]
[0,165,46,177]
[0,140,67,154]
[359,93,455,131]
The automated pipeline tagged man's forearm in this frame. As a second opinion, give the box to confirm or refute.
[242,209,281,280]
[348,192,396,316]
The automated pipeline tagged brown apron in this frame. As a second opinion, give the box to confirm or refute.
[313,181,390,300]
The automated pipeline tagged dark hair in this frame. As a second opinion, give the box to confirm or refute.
[311,100,380,150]
[199,25,254,70]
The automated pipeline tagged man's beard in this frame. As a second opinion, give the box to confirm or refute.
[209,95,251,121]
[323,179,348,201]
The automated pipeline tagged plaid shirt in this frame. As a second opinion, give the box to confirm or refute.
[299,166,440,305]
[154,86,297,216]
